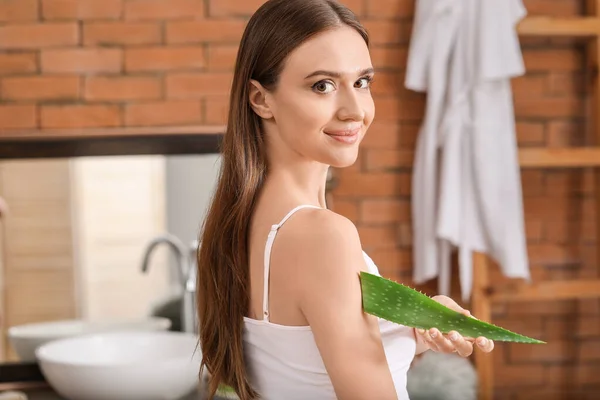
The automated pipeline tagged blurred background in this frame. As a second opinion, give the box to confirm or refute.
[0,0,598,399]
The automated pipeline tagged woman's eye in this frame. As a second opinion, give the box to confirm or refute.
[313,80,335,94]
[355,77,372,89]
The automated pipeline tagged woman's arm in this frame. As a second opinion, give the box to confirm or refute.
[292,211,399,400]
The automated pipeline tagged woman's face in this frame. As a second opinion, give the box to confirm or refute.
[261,26,375,168]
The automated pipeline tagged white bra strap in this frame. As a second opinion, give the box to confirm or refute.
[262,205,322,321]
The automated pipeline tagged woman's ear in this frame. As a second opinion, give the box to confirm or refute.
[248,80,273,119]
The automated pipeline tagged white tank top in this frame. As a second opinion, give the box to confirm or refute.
[243,205,416,399]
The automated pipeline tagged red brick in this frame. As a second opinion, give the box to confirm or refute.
[495,365,545,388]
[125,0,203,20]
[398,122,420,148]
[579,340,600,361]
[125,101,202,126]
[41,105,121,128]
[331,199,359,222]
[547,72,585,96]
[396,223,412,247]
[572,364,600,386]
[513,388,592,400]
[83,22,161,45]
[525,217,543,242]
[511,74,546,98]
[167,20,246,44]
[528,243,581,266]
[358,225,399,249]
[367,248,412,273]
[207,45,238,70]
[208,0,265,17]
[85,76,161,101]
[374,97,424,121]
[545,316,600,339]
[544,170,594,196]
[42,48,122,73]
[366,0,415,18]
[514,97,585,118]
[360,199,410,223]
[510,340,575,363]
[0,0,38,22]
[0,23,78,49]
[125,47,205,72]
[524,196,594,219]
[521,170,545,197]
[546,216,596,245]
[546,120,585,147]
[361,121,402,148]
[166,73,233,98]
[41,0,122,20]
[370,46,408,70]
[522,0,582,16]
[492,317,544,339]
[0,105,36,129]
[334,172,410,197]
[362,21,412,45]
[364,149,413,170]
[523,49,583,72]
[507,300,577,316]
[516,122,545,146]
[370,71,403,95]
[204,95,229,124]
[0,53,37,74]
[339,0,365,15]
[2,76,80,101]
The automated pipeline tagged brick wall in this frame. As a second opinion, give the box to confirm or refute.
[0,0,597,398]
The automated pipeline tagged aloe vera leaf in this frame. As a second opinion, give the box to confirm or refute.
[216,384,239,399]
[359,271,545,344]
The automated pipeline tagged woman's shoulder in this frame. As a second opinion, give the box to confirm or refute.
[277,208,364,274]
[282,207,359,246]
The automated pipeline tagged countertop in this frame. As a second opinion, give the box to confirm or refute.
[19,387,208,400]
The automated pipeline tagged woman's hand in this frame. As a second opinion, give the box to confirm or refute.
[414,295,495,357]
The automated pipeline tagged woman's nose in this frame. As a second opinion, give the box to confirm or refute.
[336,90,365,122]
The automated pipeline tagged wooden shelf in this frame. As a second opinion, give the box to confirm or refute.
[0,125,226,141]
[380,148,600,169]
[519,147,600,168]
[518,16,600,36]
[0,126,226,159]
[488,280,600,302]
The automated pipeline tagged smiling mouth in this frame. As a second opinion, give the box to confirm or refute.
[324,127,361,137]
[324,127,361,144]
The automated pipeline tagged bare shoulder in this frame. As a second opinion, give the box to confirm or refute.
[280,208,364,272]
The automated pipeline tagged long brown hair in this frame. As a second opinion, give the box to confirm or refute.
[196,1,368,398]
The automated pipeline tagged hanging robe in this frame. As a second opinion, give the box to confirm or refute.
[405,0,531,301]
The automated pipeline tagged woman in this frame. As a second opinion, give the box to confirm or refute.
[197,1,495,399]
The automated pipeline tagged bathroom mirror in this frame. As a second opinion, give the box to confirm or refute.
[0,153,222,362]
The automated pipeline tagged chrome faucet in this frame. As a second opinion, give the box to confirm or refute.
[140,234,198,333]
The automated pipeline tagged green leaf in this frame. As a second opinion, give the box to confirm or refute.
[360,271,545,344]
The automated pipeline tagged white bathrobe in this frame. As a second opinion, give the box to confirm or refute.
[405,0,531,301]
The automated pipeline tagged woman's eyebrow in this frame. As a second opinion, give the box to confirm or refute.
[304,67,375,79]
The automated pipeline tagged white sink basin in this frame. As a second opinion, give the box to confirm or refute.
[8,317,171,362]
[36,331,202,400]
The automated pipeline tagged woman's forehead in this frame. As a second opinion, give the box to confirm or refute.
[281,26,372,78]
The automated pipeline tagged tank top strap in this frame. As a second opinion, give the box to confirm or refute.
[262,204,323,321]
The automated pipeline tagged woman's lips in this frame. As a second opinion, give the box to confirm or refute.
[325,127,361,144]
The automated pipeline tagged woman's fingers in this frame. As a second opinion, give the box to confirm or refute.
[476,336,495,353]
[417,329,439,352]
[429,328,455,353]
[447,330,473,357]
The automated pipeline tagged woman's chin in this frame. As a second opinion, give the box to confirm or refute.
[327,151,359,169]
